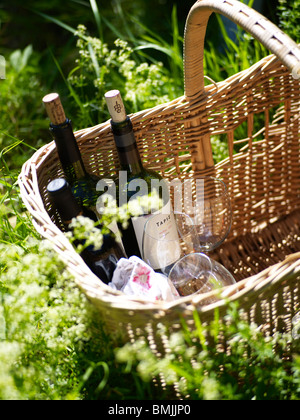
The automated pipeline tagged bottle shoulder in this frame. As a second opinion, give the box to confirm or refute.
[71,174,100,208]
[89,172,101,182]
[72,172,99,187]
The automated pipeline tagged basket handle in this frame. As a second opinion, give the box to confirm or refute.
[184,0,300,99]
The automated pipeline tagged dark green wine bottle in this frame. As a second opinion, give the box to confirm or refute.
[43,93,99,218]
[104,90,179,267]
[47,178,124,284]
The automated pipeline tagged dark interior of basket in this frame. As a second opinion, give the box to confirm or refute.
[38,60,300,283]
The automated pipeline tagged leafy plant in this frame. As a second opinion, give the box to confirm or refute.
[0,140,39,248]
[116,304,300,400]
[0,238,87,399]
[67,25,179,127]
[277,0,300,42]
[0,45,47,170]
[46,3,184,128]
[0,232,153,400]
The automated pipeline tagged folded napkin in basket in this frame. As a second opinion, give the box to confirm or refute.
[109,256,179,302]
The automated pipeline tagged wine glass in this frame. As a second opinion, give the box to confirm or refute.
[168,252,213,297]
[142,177,235,298]
[168,209,236,297]
[142,212,236,298]
[142,211,212,274]
[181,176,232,253]
[169,252,235,298]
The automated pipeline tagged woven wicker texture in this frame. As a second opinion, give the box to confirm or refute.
[19,0,300,343]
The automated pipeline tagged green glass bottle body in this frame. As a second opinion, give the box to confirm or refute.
[49,119,100,217]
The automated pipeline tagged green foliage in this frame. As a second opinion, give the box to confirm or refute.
[0,46,47,169]
[67,25,179,127]
[0,237,160,400]
[277,0,300,42]
[64,6,183,128]
[116,304,300,400]
[0,239,89,399]
[0,141,39,247]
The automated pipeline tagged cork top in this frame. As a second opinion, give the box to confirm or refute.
[104,90,127,123]
[43,93,67,125]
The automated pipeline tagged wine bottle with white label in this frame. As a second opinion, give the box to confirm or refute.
[104,90,179,267]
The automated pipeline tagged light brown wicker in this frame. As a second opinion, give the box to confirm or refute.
[19,0,300,343]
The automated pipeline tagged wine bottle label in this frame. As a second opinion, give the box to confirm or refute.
[132,202,181,270]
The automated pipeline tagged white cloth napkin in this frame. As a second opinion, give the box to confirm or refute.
[109,256,179,302]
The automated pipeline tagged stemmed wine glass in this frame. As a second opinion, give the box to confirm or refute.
[168,252,235,299]
[142,177,235,297]
[180,176,232,253]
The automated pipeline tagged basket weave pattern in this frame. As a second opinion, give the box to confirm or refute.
[19,0,300,341]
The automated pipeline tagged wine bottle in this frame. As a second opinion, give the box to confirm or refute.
[104,90,180,269]
[43,93,99,218]
[47,178,124,284]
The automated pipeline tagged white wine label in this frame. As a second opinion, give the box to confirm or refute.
[132,202,181,271]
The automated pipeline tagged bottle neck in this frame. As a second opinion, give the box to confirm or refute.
[111,117,144,175]
[50,119,87,182]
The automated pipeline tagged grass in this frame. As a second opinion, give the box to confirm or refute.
[0,0,300,400]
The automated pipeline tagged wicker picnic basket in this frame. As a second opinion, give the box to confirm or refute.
[19,0,300,344]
